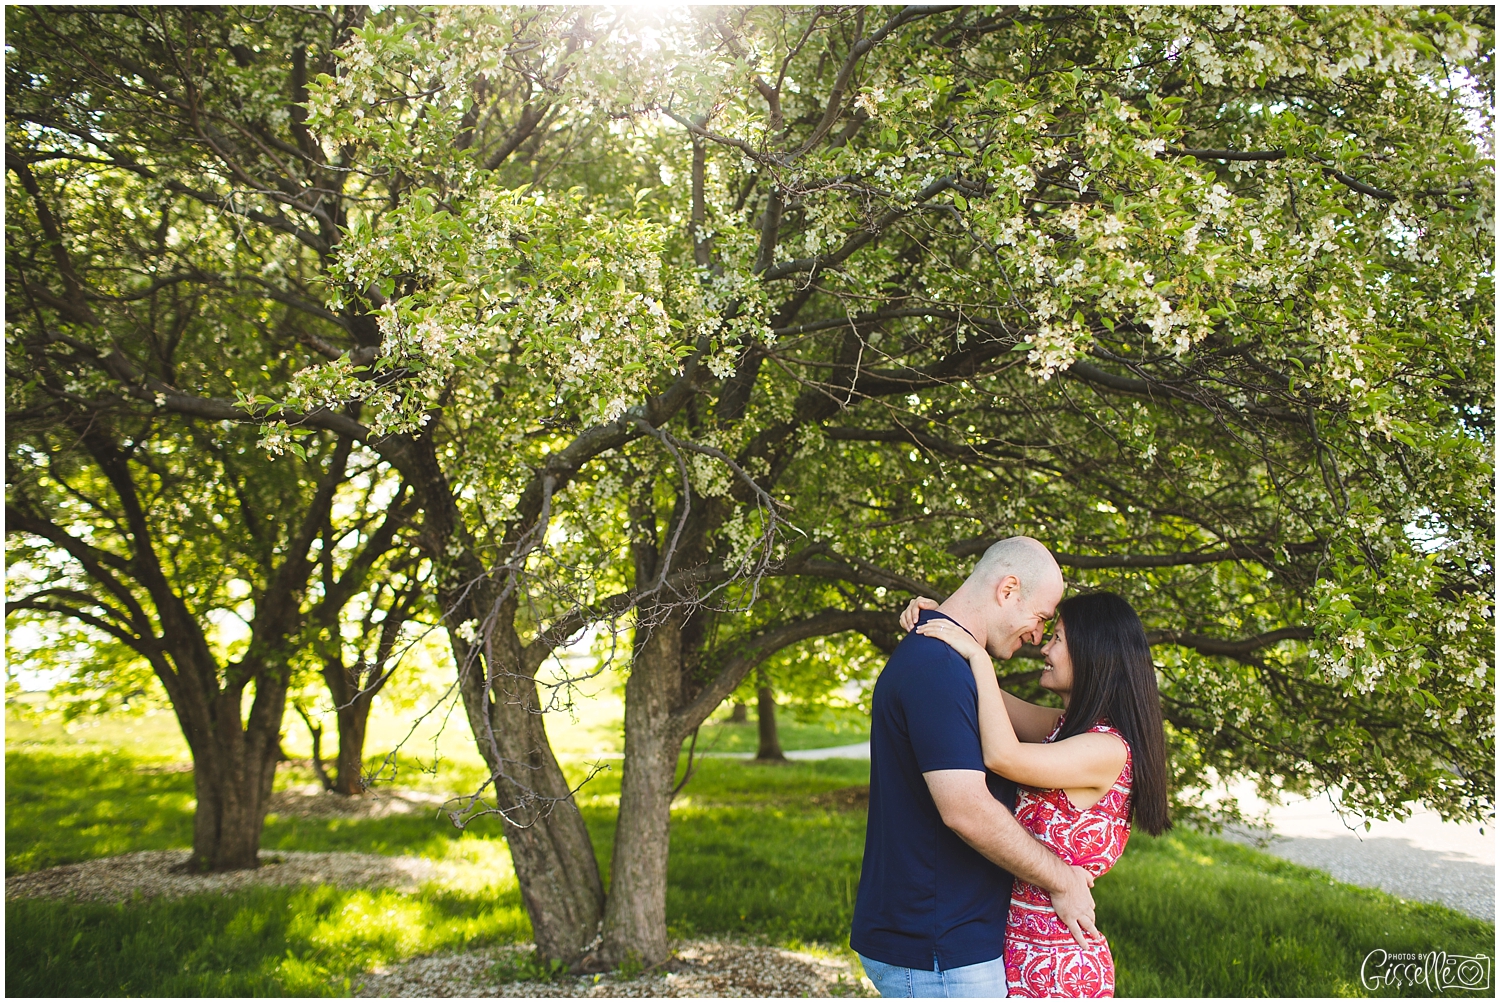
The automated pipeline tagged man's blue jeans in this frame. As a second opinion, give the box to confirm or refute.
[858,953,1008,998]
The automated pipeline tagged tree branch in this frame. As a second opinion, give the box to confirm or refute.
[1062,359,1299,422]
[1152,626,1314,663]
[5,504,153,629]
[6,595,152,654]
[484,102,549,171]
[163,180,328,254]
[1164,148,1398,201]
[37,328,417,472]
[785,545,944,598]
[1167,147,1287,162]
[762,175,957,280]
[670,608,898,740]
[948,537,1323,566]
[1002,627,1313,666]
[1321,167,1397,202]
[791,7,959,158]
[509,341,713,529]
[6,151,100,325]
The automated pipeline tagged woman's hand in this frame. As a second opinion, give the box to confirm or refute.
[914,617,989,664]
[898,596,940,632]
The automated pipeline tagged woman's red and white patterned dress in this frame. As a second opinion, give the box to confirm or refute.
[1004,717,1132,998]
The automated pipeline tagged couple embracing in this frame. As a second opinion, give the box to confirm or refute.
[851,537,1170,998]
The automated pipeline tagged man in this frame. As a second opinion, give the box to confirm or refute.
[851,536,1099,997]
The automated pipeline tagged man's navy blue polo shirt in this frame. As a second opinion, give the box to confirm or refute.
[850,610,1018,972]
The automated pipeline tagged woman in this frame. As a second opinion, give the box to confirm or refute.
[899,591,1170,998]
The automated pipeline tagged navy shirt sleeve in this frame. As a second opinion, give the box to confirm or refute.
[902,641,988,775]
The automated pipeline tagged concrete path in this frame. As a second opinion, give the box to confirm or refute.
[695,741,870,760]
[750,742,1495,921]
[1215,784,1494,921]
[785,741,871,760]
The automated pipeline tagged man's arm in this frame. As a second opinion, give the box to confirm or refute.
[925,769,1100,947]
[1001,689,1065,744]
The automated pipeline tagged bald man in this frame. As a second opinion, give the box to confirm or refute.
[851,537,1098,997]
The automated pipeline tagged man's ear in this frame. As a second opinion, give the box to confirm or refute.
[994,574,1021,604]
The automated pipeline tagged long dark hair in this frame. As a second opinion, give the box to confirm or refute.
[1053,591,1171,835]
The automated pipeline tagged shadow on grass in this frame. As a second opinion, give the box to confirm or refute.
[6,883,528,997]
[6,751,197,875]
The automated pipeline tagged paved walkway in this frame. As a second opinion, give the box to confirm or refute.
[784,741,871,760]
[695,741,870,761]
[756,742,1494,921]
[1214,783,1493,921]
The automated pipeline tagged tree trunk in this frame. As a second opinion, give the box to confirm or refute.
[308,722,333,791]
[319,658,378,796]
[293,702,334,790]
[755,684,786,762]
[598,613,681,969]
[453,620,605,968]
[729,701,748,723]
[410,429,606,968]
[333,691,372,795]
[181,680,287,872]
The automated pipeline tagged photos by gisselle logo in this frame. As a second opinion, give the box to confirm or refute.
[1361,950,1492,993]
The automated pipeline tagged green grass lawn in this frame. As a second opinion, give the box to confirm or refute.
[6,722,1494,997]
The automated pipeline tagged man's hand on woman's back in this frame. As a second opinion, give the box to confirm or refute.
[1051,865,1102,948]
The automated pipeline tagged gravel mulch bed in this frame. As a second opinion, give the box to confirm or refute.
[354,940,876,998]
[266,783,453,820]
[5,849,437,904]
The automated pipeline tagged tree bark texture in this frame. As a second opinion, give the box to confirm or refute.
[597,612,683,968]
[453,611,606,967]
[173,669,288,871]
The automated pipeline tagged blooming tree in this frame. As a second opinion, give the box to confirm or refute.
[6,3,1491,968]
[312,4,1492,964]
